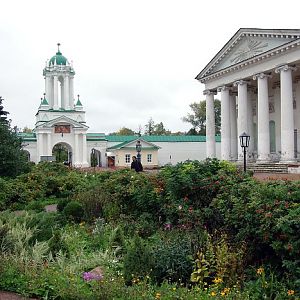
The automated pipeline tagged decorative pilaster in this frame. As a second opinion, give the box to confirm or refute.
[275,65,297,162]
[45,76,51,108]
[218,86,231,160]
[74,133,79,165]
[47,133,52,156]
[82,134,88,166]
[37,133,44,162]
[229,93,238,160]
[253,73,271,161]
[234,80,248,160]
[204,89,216,158]
[53,75,59,110]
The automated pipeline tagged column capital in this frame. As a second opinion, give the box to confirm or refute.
[275,64,297,73]
[217,85,231,92]
[203,89,217,96]
[233,79,249,87]
[253,72,272,80]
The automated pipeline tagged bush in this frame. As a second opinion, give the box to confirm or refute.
[63,201,84,223]
[123,235,153,285]
[151,232,193,284]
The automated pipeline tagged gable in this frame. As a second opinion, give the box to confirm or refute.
[197,28,300,80]
[36,115,89,129]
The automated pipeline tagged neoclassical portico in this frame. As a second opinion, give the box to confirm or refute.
[197,28,300,163]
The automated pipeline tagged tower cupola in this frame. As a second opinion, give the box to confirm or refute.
[49,43,68,66]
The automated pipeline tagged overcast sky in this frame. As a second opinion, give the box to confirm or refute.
[1,0,300,134]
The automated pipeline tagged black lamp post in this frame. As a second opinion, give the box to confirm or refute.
[91,148,96,170]
[239,132,250,172]
[136,140,142,162]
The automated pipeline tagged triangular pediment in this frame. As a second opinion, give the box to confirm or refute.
[108,138,160,150]
[197,28,300,80]
[36,115,89,129]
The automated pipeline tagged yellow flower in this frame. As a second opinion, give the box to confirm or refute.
[155,292,161,299]
[221,291,225,296]
[223,288,230,294]
[287,290,295,296]
[173,287,176,291]
[210,291,217,296]
[257,267,264,275]
[213,277,223,284]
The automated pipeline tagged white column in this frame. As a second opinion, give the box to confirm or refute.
[47,133,52,156]
[276,65,296,162]
[60,79,64,109]
[253,73,271,161]
[38,133,44,162]
[53,75,59,110]
[247,88,254,160]
[229,93,238,160]
[82,133,88,166]
[218,86,231,160]
[45,76,51,104]
[204,89,216,158]
[69,76,74,109]
[64,75,70,110]
[74,133,79,165]
[234,80,248,160]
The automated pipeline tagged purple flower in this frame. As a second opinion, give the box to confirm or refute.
[164,223,172,230]
[83,271,103,282]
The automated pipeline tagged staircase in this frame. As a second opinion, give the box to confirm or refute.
[241,162,289,173]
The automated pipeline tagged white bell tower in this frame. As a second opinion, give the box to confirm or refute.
[43,43,75,110]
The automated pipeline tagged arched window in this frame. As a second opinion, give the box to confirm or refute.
[269,121,276,153]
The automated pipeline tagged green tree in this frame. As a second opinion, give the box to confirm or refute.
[182,100,221,135]
[0,97,30,177]
[145,118,171,135]
[144,117,155,135]
[116,127,135,135]
[153,122,171,135]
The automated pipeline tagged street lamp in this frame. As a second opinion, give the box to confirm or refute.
[136,140,142,162]
[91,148,96,170]
[239,132,250,172]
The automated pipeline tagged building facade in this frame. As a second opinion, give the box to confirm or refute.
[22,44,221,168]
[197,28,300,163]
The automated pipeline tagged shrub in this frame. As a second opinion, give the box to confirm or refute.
[123,235,153,285]
[63,201,84,223]
[151,232,193,284]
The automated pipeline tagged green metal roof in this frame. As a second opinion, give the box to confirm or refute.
[49,52,67,66]
[76,99,82,106]
[18,132,37,141]
[86,133,107,141]
[41,98,49,105]
[105,135,221,142]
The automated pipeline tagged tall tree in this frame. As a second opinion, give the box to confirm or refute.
[0,97,30,177]
[116,127,135,136]
[144,118,155,135]
[153,122,171,135]
[182,100,221,135]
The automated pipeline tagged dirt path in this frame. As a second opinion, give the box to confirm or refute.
[253,173,300,181]
[0,291,37,300]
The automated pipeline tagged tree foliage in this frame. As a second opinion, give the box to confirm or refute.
[182,100,221,135]
[109,127,135,136]
[145,118,171,135]
[0,97,30,177]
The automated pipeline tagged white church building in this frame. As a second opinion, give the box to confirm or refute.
[197,28,300,163]
[21,44,220,168]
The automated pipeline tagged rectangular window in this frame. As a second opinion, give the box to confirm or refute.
[125,154,131,164]
[147,154,152,163]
